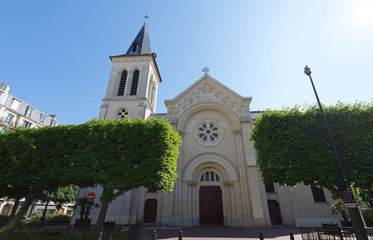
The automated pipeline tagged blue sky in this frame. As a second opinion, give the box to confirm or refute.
[1,1,372,125]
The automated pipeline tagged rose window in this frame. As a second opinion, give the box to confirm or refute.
[117,108,129,119]
[195,121,222,146]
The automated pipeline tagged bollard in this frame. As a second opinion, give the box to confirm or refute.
[178,230,183,240]
[290,232,294,240]
[259,232,264,240]
[152,230,157,240]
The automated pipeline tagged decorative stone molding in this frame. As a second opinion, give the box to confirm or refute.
[177,102,242,132]
[186,181,196,186]
[233,129,242,135]
[113,58,151,64]
[224,181,234,188]
[166,78,250,116]
[182,152,240,182]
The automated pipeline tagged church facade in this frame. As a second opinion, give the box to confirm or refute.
[73,23,340,228]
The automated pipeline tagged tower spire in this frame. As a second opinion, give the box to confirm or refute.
[124,22,152,56]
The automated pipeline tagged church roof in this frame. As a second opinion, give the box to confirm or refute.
[123,23,152,56]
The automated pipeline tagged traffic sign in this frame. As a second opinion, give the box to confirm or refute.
[343,190,352,202]
[344,203,357,208]
[87,192,96,202]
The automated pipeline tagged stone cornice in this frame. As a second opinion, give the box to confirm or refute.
[176,102,242,132]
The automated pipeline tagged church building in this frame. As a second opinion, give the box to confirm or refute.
[73,22,339,228]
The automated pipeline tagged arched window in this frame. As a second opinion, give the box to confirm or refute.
[200,171,220,182]
[117,71,127,96]
[130,70,140,95]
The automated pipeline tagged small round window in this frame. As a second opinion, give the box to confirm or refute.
[116,108,129,119]
[194,120,223,146]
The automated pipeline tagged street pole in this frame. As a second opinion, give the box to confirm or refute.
[304,65,367,240]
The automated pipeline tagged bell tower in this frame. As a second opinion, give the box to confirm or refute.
[99,22,162,120]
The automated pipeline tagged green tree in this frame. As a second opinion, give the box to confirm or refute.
[1,125,97,228]
[50,185,79,211]
[0,117,181,238]
[84,118,181,240]
[250,101,373,199]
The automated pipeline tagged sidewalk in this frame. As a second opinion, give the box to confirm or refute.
[140,225,302,240]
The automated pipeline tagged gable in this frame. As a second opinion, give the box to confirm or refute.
[165,74,252,117]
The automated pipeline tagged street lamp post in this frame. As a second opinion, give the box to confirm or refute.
[304,65,367,240]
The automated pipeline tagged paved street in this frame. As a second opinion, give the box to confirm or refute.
[140,225,302,240]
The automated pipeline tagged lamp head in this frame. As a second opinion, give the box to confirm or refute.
[304,65,312,76]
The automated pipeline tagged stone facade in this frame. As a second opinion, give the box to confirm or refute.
[73,23,340,228]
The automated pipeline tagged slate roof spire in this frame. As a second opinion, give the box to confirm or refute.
[125,22,152,55]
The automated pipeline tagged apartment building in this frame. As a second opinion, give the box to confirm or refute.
[0,83,59,134]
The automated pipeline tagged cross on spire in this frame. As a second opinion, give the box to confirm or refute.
[202,66,210,74]
[143,12,150,23]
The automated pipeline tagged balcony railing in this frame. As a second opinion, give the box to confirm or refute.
[0,117,16,129]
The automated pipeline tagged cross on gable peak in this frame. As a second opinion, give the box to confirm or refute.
[202,66,210,74]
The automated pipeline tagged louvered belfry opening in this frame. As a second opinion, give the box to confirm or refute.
[131,42,139,53]
[130,70,140,95]
[117,71,128,96]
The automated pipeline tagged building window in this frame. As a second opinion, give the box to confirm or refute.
[117,71,128,96]
[200,171,220,182]
[50,120,57,126]
[10,98,20,110]
[195,120,223,146]
[265,183,275,193]
[22,120,32,128]
[116,108,129,119]
[5,114,14,123]
[40,114,46,123]
[25,107,33,117]
[130,70,139,95]
[311,185,326,202]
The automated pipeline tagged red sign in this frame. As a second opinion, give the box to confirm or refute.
[87,192,96,202]
[343,190,352,203]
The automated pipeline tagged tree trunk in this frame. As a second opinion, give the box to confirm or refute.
[10,195,21,218]
[7,189,40,228]
[93,188,113,240]
[80,205,85,220]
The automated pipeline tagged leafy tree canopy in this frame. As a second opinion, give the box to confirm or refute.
[0,117,181,231]
[50,185,79,210]
[250,101,373,200]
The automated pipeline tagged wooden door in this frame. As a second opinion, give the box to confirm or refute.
[199,186,224,225]
[143,199,157,223]
[267,200,283,225]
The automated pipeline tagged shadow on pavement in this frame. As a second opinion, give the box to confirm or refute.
[140,225,301,240]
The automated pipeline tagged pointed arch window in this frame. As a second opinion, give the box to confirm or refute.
[117,71,128,96]
[200,171,220,182]
[130,70,140,95]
